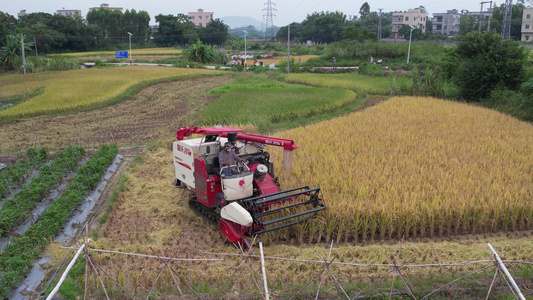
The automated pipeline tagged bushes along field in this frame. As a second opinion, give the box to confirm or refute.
[0,66,220,119]
[268,96,533,244]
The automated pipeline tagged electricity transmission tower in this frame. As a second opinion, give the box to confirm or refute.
[263,0,277,38]
[502,0,512,39]
[378,8,383,40]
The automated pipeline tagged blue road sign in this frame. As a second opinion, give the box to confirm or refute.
[115,51,128,59]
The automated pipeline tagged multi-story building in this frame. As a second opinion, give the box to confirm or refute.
[392,9,427,39]
[18,9,27,18]
[56,8,82,18]
[432,9,461,36]
[89,3,123,12]
[522,8,533,41]
[188,9,214,27]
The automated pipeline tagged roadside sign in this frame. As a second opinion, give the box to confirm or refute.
[115,51,128,59]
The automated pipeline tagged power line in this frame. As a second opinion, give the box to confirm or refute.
[502,0,512,39]
[263,0,277,37]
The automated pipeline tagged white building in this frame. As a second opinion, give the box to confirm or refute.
[432,9,461,36]
[522,8,533,42]
[392,9,427,39]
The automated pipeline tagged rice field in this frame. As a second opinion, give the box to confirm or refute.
[48,48,183,58]
[0,66,221,119]
[267,96,533,243]
[285,73,392,95]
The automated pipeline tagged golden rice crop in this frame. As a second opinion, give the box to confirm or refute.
[285,73,391,95]
[0,66,220,119]
[268,96,533,243]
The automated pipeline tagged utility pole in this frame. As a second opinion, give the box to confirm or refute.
[487,1,493,31]
[263,0,277,39]
[479,2,484,32]
[34,36,38,58]
[502,0,513,39]
[479,1,492,32]
[21,33,26,75]
[287,24,290,74]
[378,8,383,40]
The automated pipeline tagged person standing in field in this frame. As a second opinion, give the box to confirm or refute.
[333,57,336,69]
[223,57,227,66]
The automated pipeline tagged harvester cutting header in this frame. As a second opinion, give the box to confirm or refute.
[173,126,325,248]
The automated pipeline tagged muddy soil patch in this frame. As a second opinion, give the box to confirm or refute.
[0,75,234,153]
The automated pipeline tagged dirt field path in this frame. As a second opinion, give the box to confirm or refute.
[0,75,234,153]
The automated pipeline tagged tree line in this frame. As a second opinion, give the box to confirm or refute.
[275,2,528,43]
[0,9,230,54]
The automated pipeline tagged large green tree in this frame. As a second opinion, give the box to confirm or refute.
[293,11,347,43]
[154,14,198,46]
[447,31,527,101]
[0,12,17,48]
[359,2,370,20]
[198,19,229,45]
[87,8,150,46]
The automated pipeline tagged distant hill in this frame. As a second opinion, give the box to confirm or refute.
[220,16,262,29]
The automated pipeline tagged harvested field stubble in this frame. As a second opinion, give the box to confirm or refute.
[267,96,533,244]
[0,75,234,153]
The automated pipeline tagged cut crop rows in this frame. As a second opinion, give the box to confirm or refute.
[0,144,118,296]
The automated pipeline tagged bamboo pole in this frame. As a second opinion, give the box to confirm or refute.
[47,239,90,300]
[259,242,269,300]
[487,243,525,300]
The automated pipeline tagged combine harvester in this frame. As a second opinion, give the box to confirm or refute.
[172,126,325,248]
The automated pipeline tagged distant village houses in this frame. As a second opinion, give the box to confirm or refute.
[89,3,124,12]
[188,9,214,27]
[56,8,82,18]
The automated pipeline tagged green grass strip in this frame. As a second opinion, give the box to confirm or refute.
[0,146,85,237]
[0,144,118,296]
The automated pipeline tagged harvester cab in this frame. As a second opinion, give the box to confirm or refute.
[172,126,325,248]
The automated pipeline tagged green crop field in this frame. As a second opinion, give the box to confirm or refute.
[202,79,357,129]
[0,66,221,120]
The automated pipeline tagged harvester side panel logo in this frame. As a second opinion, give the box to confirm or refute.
[239,179,245,188]
[177,145,192,156]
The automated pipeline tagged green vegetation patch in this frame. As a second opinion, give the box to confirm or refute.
[202,78,356,129]
[285,73,390,95]
[0,145,118,297]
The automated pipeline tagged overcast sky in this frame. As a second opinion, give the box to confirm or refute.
[5,0,492,27]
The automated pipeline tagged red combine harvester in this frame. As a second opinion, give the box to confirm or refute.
[173,126,325,248]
